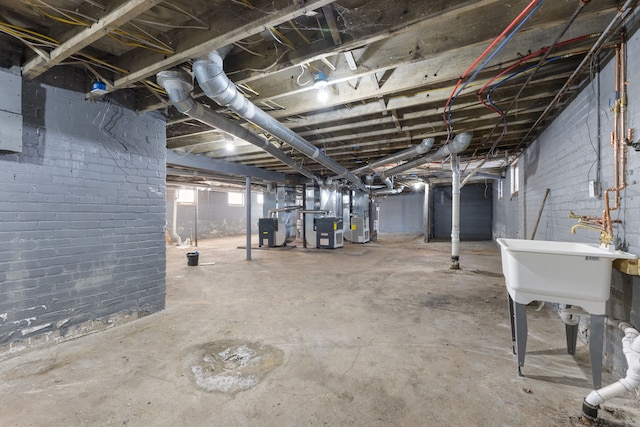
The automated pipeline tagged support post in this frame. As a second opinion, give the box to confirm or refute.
[194,187,199,247]
[451,154,461,269]
[246,176,252,261]
[423,183,431,242]
[172,190,179,243]
[302,184,307,249]
[590,314,605,389]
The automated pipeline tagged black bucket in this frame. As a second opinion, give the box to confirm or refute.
[186,251,199,266]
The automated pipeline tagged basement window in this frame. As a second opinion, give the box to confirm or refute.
[510,161,520,197]
[177,188,195,204]
[498,180,504,201]
[257,193,264,204]
[228,192,244,207]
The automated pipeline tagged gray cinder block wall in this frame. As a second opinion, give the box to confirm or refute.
[377,192,424,233]
[166,188,262,241]
[493,31,640,377]
[0,71,166,349]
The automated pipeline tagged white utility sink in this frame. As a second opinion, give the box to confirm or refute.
[497,238,637,388]
[497,238,637,315]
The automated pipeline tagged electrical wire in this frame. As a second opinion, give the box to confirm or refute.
[267,27,296,50]
[22,0,175,54]
[226,44,291,76]
[475,35,596,153]
[23,0,90,26]
[1,18,168,97]
[442,0,543,142]
[133,1,210,30]
[296,64,311,86]
[477,34,594,103]
[485,56,564,147]
[233,41,267,58]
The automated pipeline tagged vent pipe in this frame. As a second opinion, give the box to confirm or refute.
[373,186,405,196]
[351,137,435,175]
[381,133,473,179]
[157,70,316,180]
[193,50,367,192]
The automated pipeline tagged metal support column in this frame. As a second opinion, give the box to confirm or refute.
[590,314,605,389]
[194,187,199,247]
[423,183,431,243]
[450,154,460,269]
[245,176,252,261]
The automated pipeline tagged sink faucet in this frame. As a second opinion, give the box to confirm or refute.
[570,223,613,246]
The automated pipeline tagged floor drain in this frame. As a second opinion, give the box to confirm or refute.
[188,340,283,393]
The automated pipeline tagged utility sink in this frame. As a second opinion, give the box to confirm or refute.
[496,238,637,315]
[496,238,637,388]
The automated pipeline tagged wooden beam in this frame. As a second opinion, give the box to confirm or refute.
[100,0,337,96]
[322,5,342,46]
[23,0,163,79]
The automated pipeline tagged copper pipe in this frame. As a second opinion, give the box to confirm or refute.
[602,37,629,238]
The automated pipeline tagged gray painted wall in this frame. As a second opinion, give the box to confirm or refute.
[0,74,166,346]
[166,188,263,240]
[377,192,424,233]
[432,184,493,240]
[493,31,640,377]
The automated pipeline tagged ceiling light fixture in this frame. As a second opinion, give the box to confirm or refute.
[313,71,329,103]
[226,142,234,152]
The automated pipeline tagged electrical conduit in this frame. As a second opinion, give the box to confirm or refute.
[192,50,367,192]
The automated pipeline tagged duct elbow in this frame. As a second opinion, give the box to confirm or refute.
[156,70,196,114]
[416,137,435,155]
[450,132,473,153]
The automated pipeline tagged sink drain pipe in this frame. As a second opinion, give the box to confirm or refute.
[451,153,461,269]
[192,50,367,192]
[157,70,316,181]
[582,322,640,420]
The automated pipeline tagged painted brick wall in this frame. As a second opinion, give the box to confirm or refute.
[0,75,166,347]
[493,32,640,377]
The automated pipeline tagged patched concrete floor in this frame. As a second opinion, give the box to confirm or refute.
[1,234,640,426]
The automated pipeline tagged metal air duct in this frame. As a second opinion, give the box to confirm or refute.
[192,50,367,192]
[156,69,316,180]
[381,133,473,179]
[351,137,435,175]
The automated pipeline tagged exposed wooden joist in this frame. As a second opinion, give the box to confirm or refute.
[23,0,163,79]
[322,5,342,46]
[99,0,338,97]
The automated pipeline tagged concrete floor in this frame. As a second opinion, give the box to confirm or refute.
[1,234,639,426]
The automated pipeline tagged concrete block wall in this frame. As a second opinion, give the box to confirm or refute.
[166,188,262,241]
[0,75,166,348]
[377,192,424,233]
[493,31,640,377]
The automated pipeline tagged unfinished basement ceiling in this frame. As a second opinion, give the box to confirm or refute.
[0,0,635,187]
